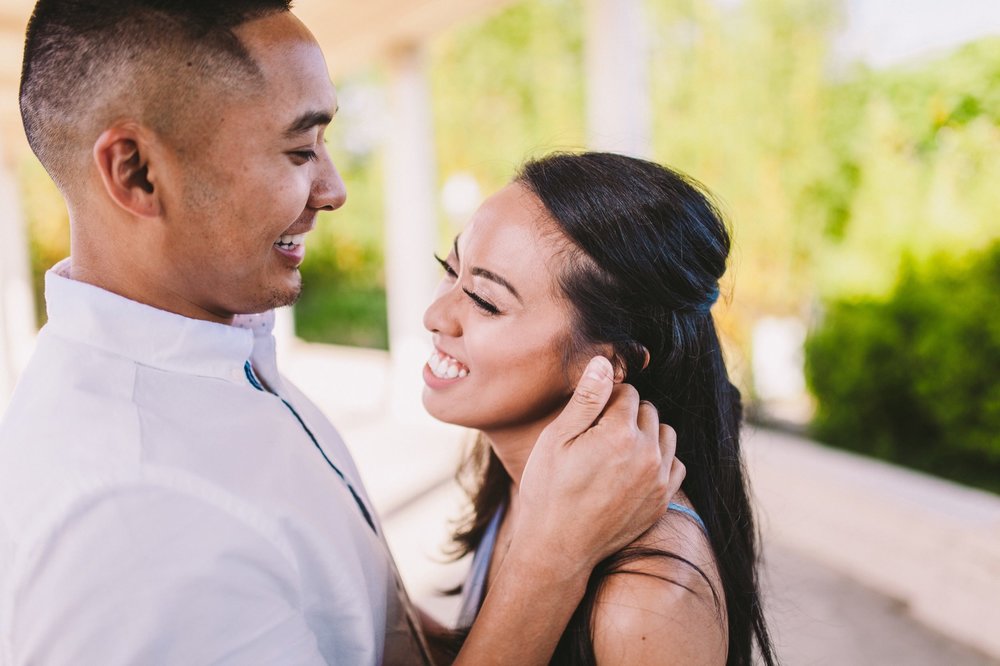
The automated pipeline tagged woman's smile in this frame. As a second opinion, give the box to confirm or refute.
[425,348,470,382]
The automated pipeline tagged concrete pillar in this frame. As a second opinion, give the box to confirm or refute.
[0,148,37,410]
[382,42,439,422]
[584,0,651,158]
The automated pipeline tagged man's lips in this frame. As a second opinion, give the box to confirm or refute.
[273,232,308,265]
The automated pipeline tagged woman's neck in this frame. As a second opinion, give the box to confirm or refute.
[481,419,552,491]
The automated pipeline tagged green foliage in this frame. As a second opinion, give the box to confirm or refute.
[805,243,1000,491]
[295,276,388,350]
[429,0,586,233]
[811,37,1000,300]
[19,158,70,327]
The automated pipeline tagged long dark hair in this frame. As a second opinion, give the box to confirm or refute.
[446,152,776,665]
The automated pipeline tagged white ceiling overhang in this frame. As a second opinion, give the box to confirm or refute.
[0,0,515,156]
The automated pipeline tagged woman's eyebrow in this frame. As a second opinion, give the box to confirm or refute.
[471,267,522,303]
[452,235,522,303]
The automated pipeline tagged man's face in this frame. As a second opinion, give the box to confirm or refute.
[156,12,345,320]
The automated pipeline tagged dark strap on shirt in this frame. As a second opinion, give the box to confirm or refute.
[244,361,377,534]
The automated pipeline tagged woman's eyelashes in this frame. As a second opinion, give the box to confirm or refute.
[462,288,500,315]
[434,253,457,278]
[434,254,501,315]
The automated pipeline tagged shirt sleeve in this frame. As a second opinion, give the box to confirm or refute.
[5,483,329,666]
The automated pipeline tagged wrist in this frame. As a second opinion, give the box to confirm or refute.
[503,527,594,595]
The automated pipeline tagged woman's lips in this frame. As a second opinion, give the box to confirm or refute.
[423,349,470,389]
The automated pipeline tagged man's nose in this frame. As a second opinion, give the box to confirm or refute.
[311,152,347,211]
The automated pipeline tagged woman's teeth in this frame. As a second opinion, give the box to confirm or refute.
[428,351,469,380]
[275,233,306,249]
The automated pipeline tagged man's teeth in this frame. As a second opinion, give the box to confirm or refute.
[428,351,469,380]
[275,233,306,248]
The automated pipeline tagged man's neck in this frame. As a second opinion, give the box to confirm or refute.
[68,252,234,326]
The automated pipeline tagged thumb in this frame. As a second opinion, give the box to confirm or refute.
[547,356,614,445]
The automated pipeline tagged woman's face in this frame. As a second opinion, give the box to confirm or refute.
[422,183,585,440]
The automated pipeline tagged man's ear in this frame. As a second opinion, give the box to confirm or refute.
[92,124,164,218]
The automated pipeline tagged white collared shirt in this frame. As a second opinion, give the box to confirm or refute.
[0,261,427,665]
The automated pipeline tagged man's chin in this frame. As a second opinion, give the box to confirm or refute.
[237,277,302,315]
[266,280,302,311]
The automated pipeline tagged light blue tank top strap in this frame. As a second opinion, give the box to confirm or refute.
[456,501,707,628]
[456,503,506,629]
[668,501,708,533]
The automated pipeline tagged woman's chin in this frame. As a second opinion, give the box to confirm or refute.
[422,389,467,427]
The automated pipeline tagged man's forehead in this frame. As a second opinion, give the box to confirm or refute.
[246,45,337,134]
[234,9,318,52]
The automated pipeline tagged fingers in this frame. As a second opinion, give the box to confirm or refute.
[669,458,686,494]
[599,382,641,430]
[547,356,615,445]
[658,423,684,504]
[637,400,659,439]
[658,423,677,460]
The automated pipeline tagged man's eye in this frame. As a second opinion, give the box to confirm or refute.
[291,150,317,163]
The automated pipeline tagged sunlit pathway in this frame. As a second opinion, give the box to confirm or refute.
[762,542,996,665]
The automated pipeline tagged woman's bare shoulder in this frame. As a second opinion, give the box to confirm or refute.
[590,498,728,665]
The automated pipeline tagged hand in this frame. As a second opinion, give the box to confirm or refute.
[515,356,685,576]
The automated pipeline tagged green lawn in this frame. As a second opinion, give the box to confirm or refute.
[294,279,388,350]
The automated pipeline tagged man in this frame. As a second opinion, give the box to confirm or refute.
[0,1,683,664]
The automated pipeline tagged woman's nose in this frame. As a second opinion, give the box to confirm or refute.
[423,282,461,337]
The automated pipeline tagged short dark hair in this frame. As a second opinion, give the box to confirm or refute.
[20,0,293,192]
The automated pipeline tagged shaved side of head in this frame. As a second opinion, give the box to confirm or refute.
[20,0,294,198]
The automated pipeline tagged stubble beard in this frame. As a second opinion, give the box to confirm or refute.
[260,273,303,312]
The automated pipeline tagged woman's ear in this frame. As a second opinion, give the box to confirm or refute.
[92,124,163,218]
[610,343,649,383]
[584,343,625,384]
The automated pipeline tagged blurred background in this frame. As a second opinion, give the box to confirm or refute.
[0,0,998,663]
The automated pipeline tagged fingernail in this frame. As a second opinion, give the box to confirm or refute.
[585,356,612,381]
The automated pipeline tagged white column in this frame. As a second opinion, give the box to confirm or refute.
[382,42,439,422]
[0,147,38,409]
[273,305,296,360]
[584,0,651,158]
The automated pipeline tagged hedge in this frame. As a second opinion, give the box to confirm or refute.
[805,242,1000,492]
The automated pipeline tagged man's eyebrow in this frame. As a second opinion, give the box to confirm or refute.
[283,107,337,138]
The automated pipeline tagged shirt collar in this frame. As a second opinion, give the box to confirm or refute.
[44,259,276,385]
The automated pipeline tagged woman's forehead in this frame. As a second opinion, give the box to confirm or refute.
[460,184,553,248]
[458,184,567,299]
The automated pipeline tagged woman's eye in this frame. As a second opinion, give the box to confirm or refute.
[463,288,500,315]
[434,253,458,278]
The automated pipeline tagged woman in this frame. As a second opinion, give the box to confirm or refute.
[422,152,776,665]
